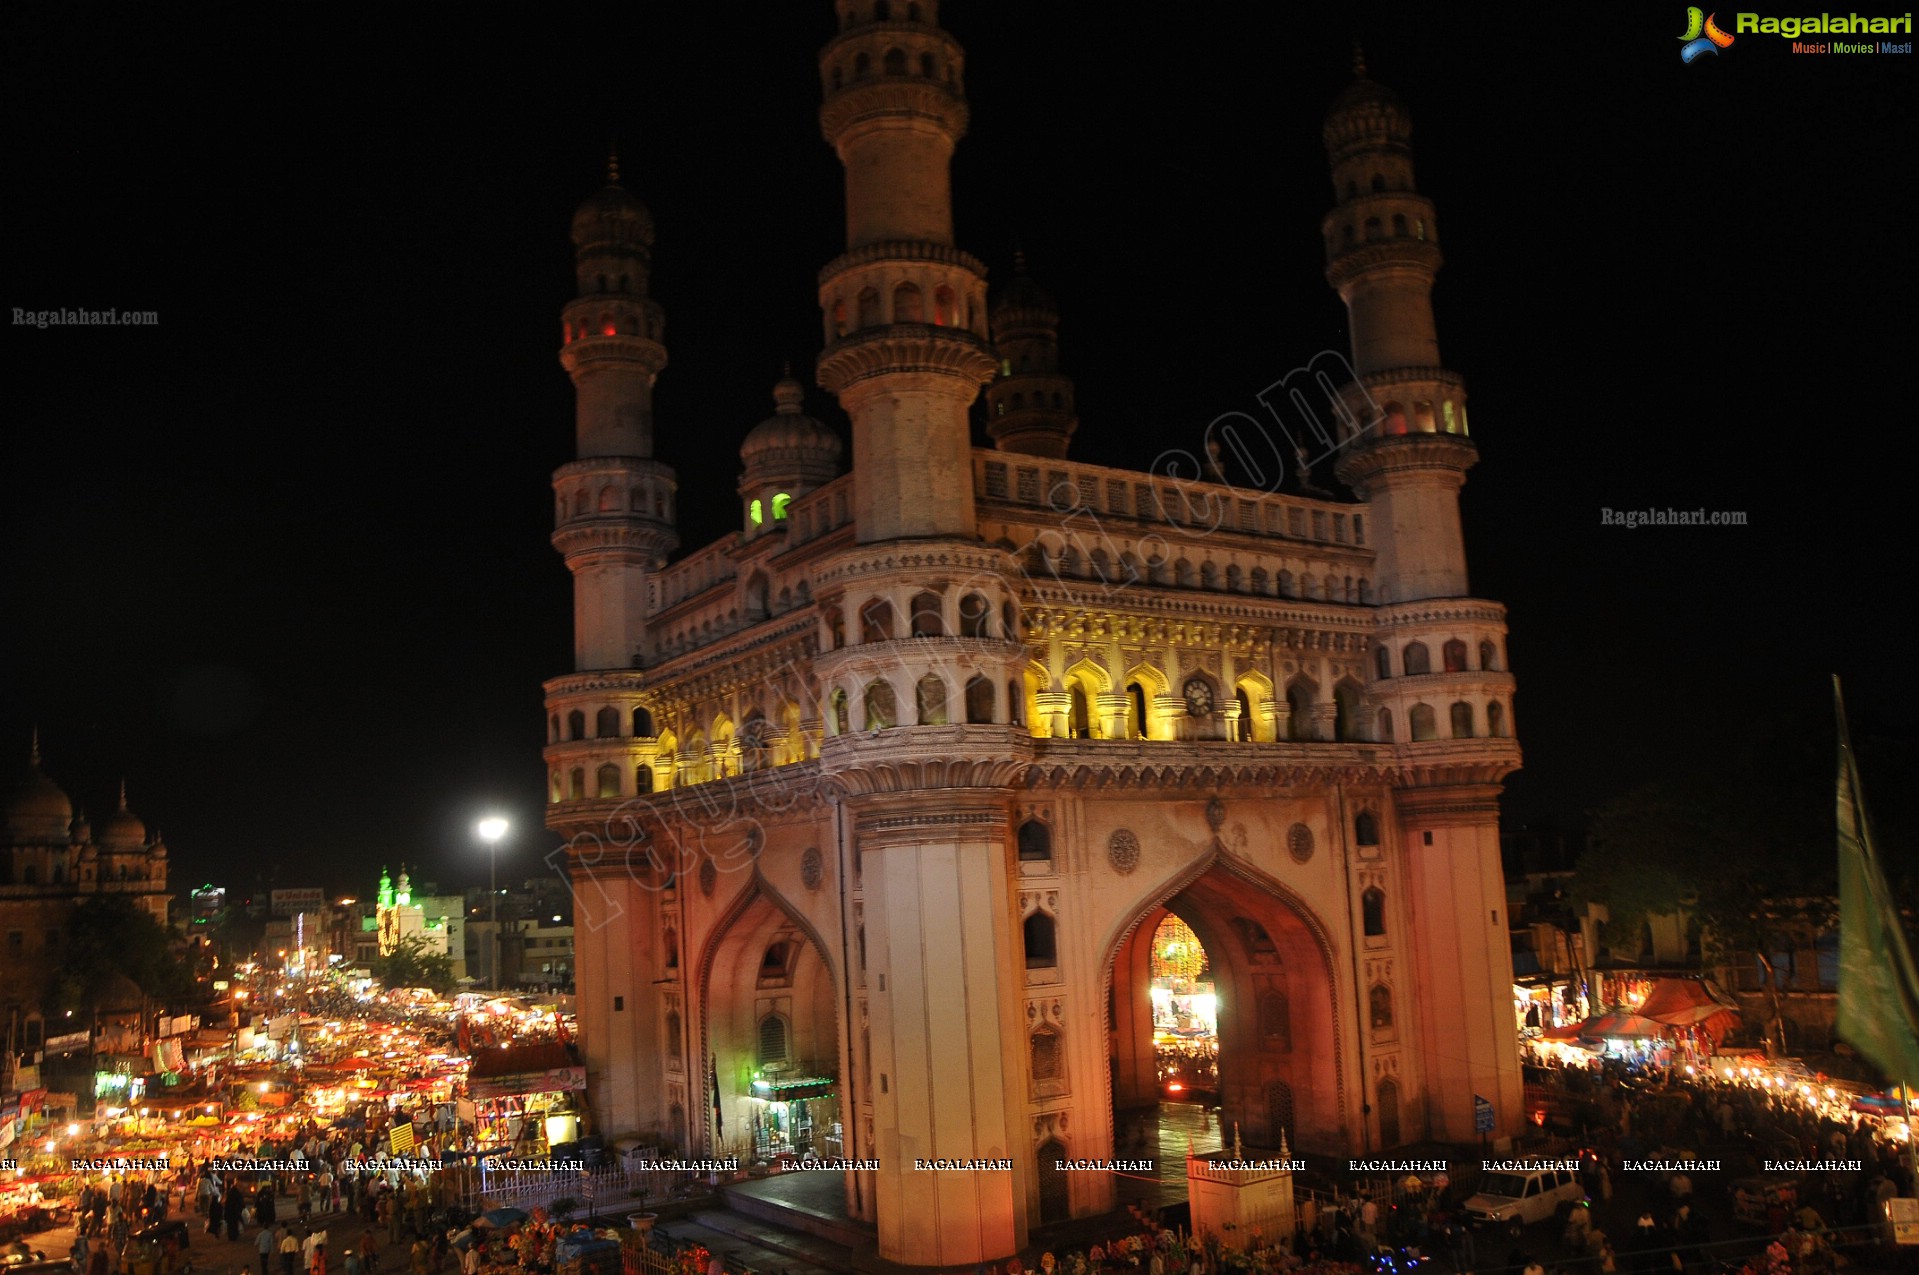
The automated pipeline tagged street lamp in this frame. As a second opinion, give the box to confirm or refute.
[477,816,509,988]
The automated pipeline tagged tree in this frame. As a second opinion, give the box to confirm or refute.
[375,934,455,993]
[47,895,198,1015]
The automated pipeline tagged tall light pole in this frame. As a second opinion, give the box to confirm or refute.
[477,816,508,989]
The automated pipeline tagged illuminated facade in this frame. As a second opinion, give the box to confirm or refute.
[548,8,1521,1266]
[2,738,171,1049]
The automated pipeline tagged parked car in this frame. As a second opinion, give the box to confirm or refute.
[1463,1167,1585,1234]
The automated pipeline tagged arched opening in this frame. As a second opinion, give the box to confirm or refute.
[1009,678,1026,728]
[633,707,654,737]
[1234,688,1253,742]
[1487,701,1507,738]
[892,281,923,321]
[1377,1078,1401,1147]
[863,680,897,730]
[567,768,585,800]
[1479,639,1500,671]
[1107,864,1340,1171]
[744,572,770,620]
[915,674,948,725]
[596,706,620,737]
[1373,646,1391,681]
[700,889,841,1162]
[567,710,586,741]
[964,675,994,724]
[1068,685,1093,739]
[1017,819,1051,862]
[1023,912,1057,968]
[1285,678,1317,741]
[548,714,560,743]
[933,284,954,324]
[1409,703,1437,741]
[1035,1138,1070,1225]
[1362,887,1386,937]
[1443,638,1468,672]
[856,286,880,326]
[909,590,943,636]
[635,764,654,794]
[1370,984,1394,1032]
[1450,701,1475,738]
[1376,708,1393,742]
[1402,642,1430,676]
[859,597,895,643]
[882,46,906,76]
[1333,681,1363,742]
[1032,1028,1063,1082]
[958,591,991,637]
[1354,810,1380,847]
[596,764,621,798]
[1126,681,1149,740]
[830,689,850,736]
[740,713,771,772]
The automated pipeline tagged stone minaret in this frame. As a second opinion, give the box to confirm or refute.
[553,156,677,671]
[985,253,1078,458]
[815,0,997,543]
[1325,55,1525,1145]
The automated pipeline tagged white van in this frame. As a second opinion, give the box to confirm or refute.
[1463,1167,1585,1232]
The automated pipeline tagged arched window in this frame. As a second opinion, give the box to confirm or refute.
[663,926,678,968]
[958,592,991,637]
[740,714,771,771]
[831,689,850,735]
[1376,708,1393,741]
[1409,703,1437,741]
[1487,701,1506,737]
[1450,701,1475,738]
[1127,682,1149,739]
[1355,810,1379,846]
[772,493,791,520]
[919,51,936,79]
[635,764,654,794]
[549,771,562,804]
[1023,912,1057,968]
[1031,1027,1063,1081]
[909,590,943,636]
[1258,988,1291,1051]
[1364,217,1382,241]
[1392,213,1408,237]
[1234,688,1253,742]
[1267,1080,1295,1148]
[1286,680,1317,741]
[1377,1077,1402,1147]
[633,707,654,736]
[860,597,895,643]
[874,0,891,18]
[1479,639,1500,671]
[893,281,923,322]
[933,284,955,323]
[757,1014,789,1065]
[1334,682,1362,742]
[1009,679,1026,728]
[1175,559,1196,587]
[916,674,948,725]
[864,680,897,730]
[857,286,880,326]
[568,768,585,800]
[762,941,790,976]
[567,710,586,741]
[1374,646,1391,680]
[1002,600,1018,639]
[853,51,871,79]
[1068,685,1092,739]
[965,675,994,724]
[1443,639,1468,672]
[1017,819,1051,862]
[596,764,621,798]
[596,706,621,737]
[1370,984,1394,1031]
[1362,886,1387,936]
[1402,642,1431,676]
[1371,172,1386,192]
[882,46,906,76]
[665,1010,681,1045]
[548,713,560,743]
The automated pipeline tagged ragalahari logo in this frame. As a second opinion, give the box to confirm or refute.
[1680,7,1737,60]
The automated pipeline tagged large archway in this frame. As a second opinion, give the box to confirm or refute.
[698,880,844,1165]
[1106,857,1342,1156]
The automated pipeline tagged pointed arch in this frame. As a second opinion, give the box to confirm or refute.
[1234,670,1275,742]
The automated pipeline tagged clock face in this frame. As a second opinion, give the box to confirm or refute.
[1183,677,1214,717]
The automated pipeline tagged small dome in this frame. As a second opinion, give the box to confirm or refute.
[69,808,91,843]
[1323,52,1412,163]
[991,251,1057,327]
[741,377,843,467]
[571,155,654,248]
[99,783,147,851]
[6,739,74,845]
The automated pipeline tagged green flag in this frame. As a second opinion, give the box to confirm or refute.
[1834,676,1919,1088]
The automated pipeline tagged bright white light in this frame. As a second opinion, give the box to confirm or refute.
[477,817,509,844]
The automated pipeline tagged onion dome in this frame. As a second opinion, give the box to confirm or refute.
[1323,45,1412,164]
[6,733,74,845]
[571,152,654,251]
[70,807,91,844]
[989,250,1058,329]
[99,780,148,851]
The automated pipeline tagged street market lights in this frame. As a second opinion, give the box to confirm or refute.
[478,815,509,989]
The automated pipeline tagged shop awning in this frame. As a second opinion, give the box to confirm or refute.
[1582,1012,1669,1039]
[1636,978,1741,1027]
[750,1076,835,1101]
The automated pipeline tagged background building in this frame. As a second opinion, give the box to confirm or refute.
[548,8,1522,1266]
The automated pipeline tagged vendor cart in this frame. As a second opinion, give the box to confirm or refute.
[1732,1177,1796,1227]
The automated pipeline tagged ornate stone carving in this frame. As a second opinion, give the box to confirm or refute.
[1287,822,1315,864]
[698,857,717,897]
[1205,796,1227,831]
[800,846,824,890]
[1108,828,1140,875]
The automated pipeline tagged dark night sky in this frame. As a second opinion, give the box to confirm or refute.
[3,5,1913,899]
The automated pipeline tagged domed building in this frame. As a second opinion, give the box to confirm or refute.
[1,736,171,1049]
[543,11,1519,1267]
